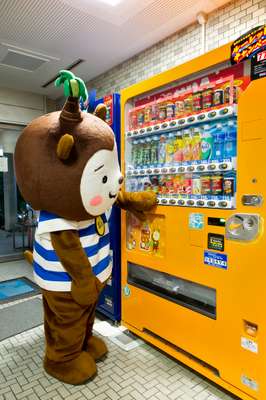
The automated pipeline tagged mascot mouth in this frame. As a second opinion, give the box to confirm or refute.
[109,192,117,199]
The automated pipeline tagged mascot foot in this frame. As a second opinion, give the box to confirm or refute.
[85,336,108,361]
[44,351,97,385]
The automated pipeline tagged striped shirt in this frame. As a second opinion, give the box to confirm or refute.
[33,210,112,291]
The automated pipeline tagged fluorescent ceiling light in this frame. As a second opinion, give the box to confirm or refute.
[97,0,124,6]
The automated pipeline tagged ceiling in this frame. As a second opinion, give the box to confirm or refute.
[0,0,232,99]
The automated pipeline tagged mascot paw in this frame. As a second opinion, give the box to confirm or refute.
[44,351,97,385]
[85,336,108,361]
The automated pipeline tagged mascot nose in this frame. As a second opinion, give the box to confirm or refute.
[118,176,124,185]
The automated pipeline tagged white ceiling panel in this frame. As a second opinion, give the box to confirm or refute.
[0,0,232,99]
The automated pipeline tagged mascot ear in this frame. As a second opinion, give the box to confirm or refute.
[57,134,74,160]
[94,104,107,122]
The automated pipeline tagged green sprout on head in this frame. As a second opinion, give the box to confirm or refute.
[55,70,88,102]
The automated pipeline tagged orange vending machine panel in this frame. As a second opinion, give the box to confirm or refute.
[121,38,266,400]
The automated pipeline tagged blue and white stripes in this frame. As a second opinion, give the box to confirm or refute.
[33,211,112,291]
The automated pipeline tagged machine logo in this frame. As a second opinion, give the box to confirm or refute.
[204,250,228,269]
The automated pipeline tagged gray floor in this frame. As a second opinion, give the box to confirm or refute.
[0,261,238,400]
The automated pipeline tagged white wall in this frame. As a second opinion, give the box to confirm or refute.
[86,0,266,98]
[0,87,56,126]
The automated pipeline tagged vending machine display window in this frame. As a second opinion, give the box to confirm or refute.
[124,63,250,210]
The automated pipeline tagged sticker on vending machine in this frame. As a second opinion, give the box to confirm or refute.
[204,250,228,269]
[241,375,259,392]
[189,213,204,230]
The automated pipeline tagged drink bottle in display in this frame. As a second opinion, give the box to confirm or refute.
[213,123,225,160]
[183,129,193,161]
[173,132,184,163]
[201,124,213,160]
[158,135,167,166]
[201,174,211,195]
[224,119,237,158]
[143,138,151,167]
[137,139,145,167]
[150,136,159,166]
[184,174,192,194]
[191,127,202,160]
[165,133,175,165]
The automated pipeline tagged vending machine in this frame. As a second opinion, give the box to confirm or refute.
[92,93,122,322]
[121,26,266,400]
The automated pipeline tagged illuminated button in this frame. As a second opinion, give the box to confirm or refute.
[208,111,217,118]
[188,116,195,123]
[170,167,177,173]
[188,166,195,172]
[178,199,185,205]
[196,200,205,206]
[140,128,145,134]
[197,165,205,171]
[146,169,152,174]
[146,127,153,132]
[140,170,145,174]
[208,164,216,171]
[127,171,132,176]
[207,201,216,207]
[161,168,168,173]
[197,114,206,120]
[153,125,160,130]
[178,166,185,172]
[153,168,160,174]
[156,198,160,204]
[187,200,195,206]
[219,163,228,170]
[178,119,186,125]
[170,121,177,126]
[161,199,168,204]
[127,132,132,137]
[162,122,168,128]
[133,130,138,135]
[133,170,138,175]
[218,201,228,208]
[219,108,229,115]
[169,199,176,204]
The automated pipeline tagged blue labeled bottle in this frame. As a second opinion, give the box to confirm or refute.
[224,119,237,158]
[201,124,213,161]
[213,122,225,160]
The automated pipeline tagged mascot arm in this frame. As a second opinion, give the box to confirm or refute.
[116,190,157,220]
[51,230,100,306]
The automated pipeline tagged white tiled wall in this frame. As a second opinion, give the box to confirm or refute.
[87,0,266,98]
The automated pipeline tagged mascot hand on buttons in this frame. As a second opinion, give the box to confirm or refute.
[14,71,156,385]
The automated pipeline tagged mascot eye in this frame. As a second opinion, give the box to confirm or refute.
[102,176,108,184]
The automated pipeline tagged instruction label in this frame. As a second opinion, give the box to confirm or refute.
[204,250,228,269]
[241,375,259,392]
[208,233,224,252]
[189,213,204,230]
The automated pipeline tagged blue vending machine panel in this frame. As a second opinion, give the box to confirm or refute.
[94,93,121,322]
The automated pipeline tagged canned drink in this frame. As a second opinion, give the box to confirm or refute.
[213,89,224,106]
[150,175,159,194]
[224,86,238,104]
[175,99,185,118]
[130,111,138,130]
[166,102,175,119]
[144,105,152,124]
[202,88,213,109]
[137,109,145,127]
[184,174,192,194]
[192,174,201,195]
[158,103,167,120]
[192,91,203,112]
[151,103,158,121]
[201,174,211,195]
[211,174,223,195]
[223,175,235,196]
[184,94,193,113]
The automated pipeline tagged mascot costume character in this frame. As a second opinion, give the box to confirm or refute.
[14,71,156,385]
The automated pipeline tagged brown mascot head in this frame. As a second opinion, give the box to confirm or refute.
[14,71,123,221]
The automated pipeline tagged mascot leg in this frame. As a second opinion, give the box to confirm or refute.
[83,301,108,361]
[42,289,97,385]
